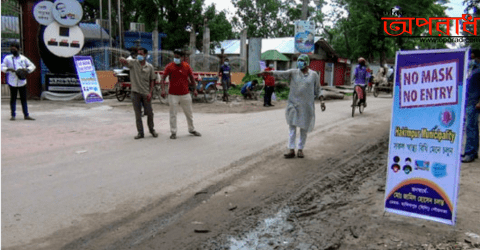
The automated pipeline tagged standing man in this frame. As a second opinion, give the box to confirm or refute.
[160,49,201,139]
[119,47,158,139]
[462,49,480,163]
[261,54,325,158]
[1,42,36,121]
[263,61,275,107]
[219,58,231,102]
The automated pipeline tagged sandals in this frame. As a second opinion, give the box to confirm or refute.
[284,150,295,158]
[297,150,304,158]
[170,133,176,139]
[284,150,304,158]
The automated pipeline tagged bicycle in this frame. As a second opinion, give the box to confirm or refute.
[351,85,366,117]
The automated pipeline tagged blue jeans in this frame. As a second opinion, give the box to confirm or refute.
[464,104,480,157]
[9,85,29,117]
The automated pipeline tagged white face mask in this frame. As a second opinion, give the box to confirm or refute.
[174,58,181,64]
[269,64,274,68]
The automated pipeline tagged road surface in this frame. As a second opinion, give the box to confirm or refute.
[2,96,394,249]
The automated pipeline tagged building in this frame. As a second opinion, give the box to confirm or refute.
[213,37,350,86]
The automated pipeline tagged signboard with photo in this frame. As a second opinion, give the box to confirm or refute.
[52,0,83,27]
[384,48,469,225]
[294,20,315,54]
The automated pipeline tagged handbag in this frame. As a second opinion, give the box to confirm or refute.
[13,57,28,80]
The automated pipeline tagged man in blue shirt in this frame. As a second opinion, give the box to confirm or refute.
[241,80,258,99]
[462,49,480,163]
[219,58,231,102]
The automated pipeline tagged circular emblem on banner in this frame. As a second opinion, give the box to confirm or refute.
[439,108,455,127]
[52,0,83,26]
[33,1,54,26]
[43,22,84,58]
[295,30,315,54]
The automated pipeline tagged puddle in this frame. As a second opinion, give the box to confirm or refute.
[227,208,295,250]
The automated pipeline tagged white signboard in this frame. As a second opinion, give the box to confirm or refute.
[52,0,83,27]
[43,21,84,58]
[33,1,54,26]
[74,56,104,103]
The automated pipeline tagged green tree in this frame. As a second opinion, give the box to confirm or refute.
[325,0,449,64]
[231,0,326,38]
[82,0,234,51]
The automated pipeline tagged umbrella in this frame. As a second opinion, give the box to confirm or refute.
[261,50,290,61]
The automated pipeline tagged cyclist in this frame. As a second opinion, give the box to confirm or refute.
[354,57,369,107]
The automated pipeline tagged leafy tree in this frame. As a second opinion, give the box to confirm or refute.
[325,0,449,64]
[82,0,234,51]
[231,0,326,38]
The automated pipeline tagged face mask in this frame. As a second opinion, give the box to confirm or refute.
[11,50,19,57]
[174,58,181,64]
[297,61,306,69]
[224,62,229,66]
[137,55,144,61]
[269,64,274,68]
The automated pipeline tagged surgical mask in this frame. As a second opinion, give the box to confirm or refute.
[11,50,19,57]
[269,64,274,68]
[297,60,306,69]
[137,55,144,61]
[174,58,181,64]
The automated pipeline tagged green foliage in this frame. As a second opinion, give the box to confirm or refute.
[83,0,234,51]
[241,73,264,84]
[231,0,325,38]
[463,0,480,49]
[325,0,450,63]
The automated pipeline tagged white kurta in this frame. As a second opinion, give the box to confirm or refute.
[273,69,322,132]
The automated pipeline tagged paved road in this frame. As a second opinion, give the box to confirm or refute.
[1,96,393,249]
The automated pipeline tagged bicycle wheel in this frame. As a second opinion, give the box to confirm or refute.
[373,87,379,97]
[359,101,364,114]
[352,92,357,117]
[115,83,127,102]
[204,85,217,103]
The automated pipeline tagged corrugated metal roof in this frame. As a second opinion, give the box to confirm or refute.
[214,37,322,55]
[78,23,110,40]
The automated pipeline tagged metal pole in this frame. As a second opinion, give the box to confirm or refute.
[301,0,309,20]
[108,0,112,48]
[117,0,122,49]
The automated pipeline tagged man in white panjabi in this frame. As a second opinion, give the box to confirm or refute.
[262,54,325,158]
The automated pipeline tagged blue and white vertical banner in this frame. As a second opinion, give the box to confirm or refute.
[73,56,103,103]
[384,48,469,225]
[294,20,315,54]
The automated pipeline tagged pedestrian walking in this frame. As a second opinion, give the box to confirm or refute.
[219,58,231,102]
[160,49,201,139]
[263,61,275,107]
[1,42,36,121]
[119,47,158,139]
[462,48,480,163]
[261,54,325,158]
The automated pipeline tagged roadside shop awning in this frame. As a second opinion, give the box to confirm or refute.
[261,50,290,61]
